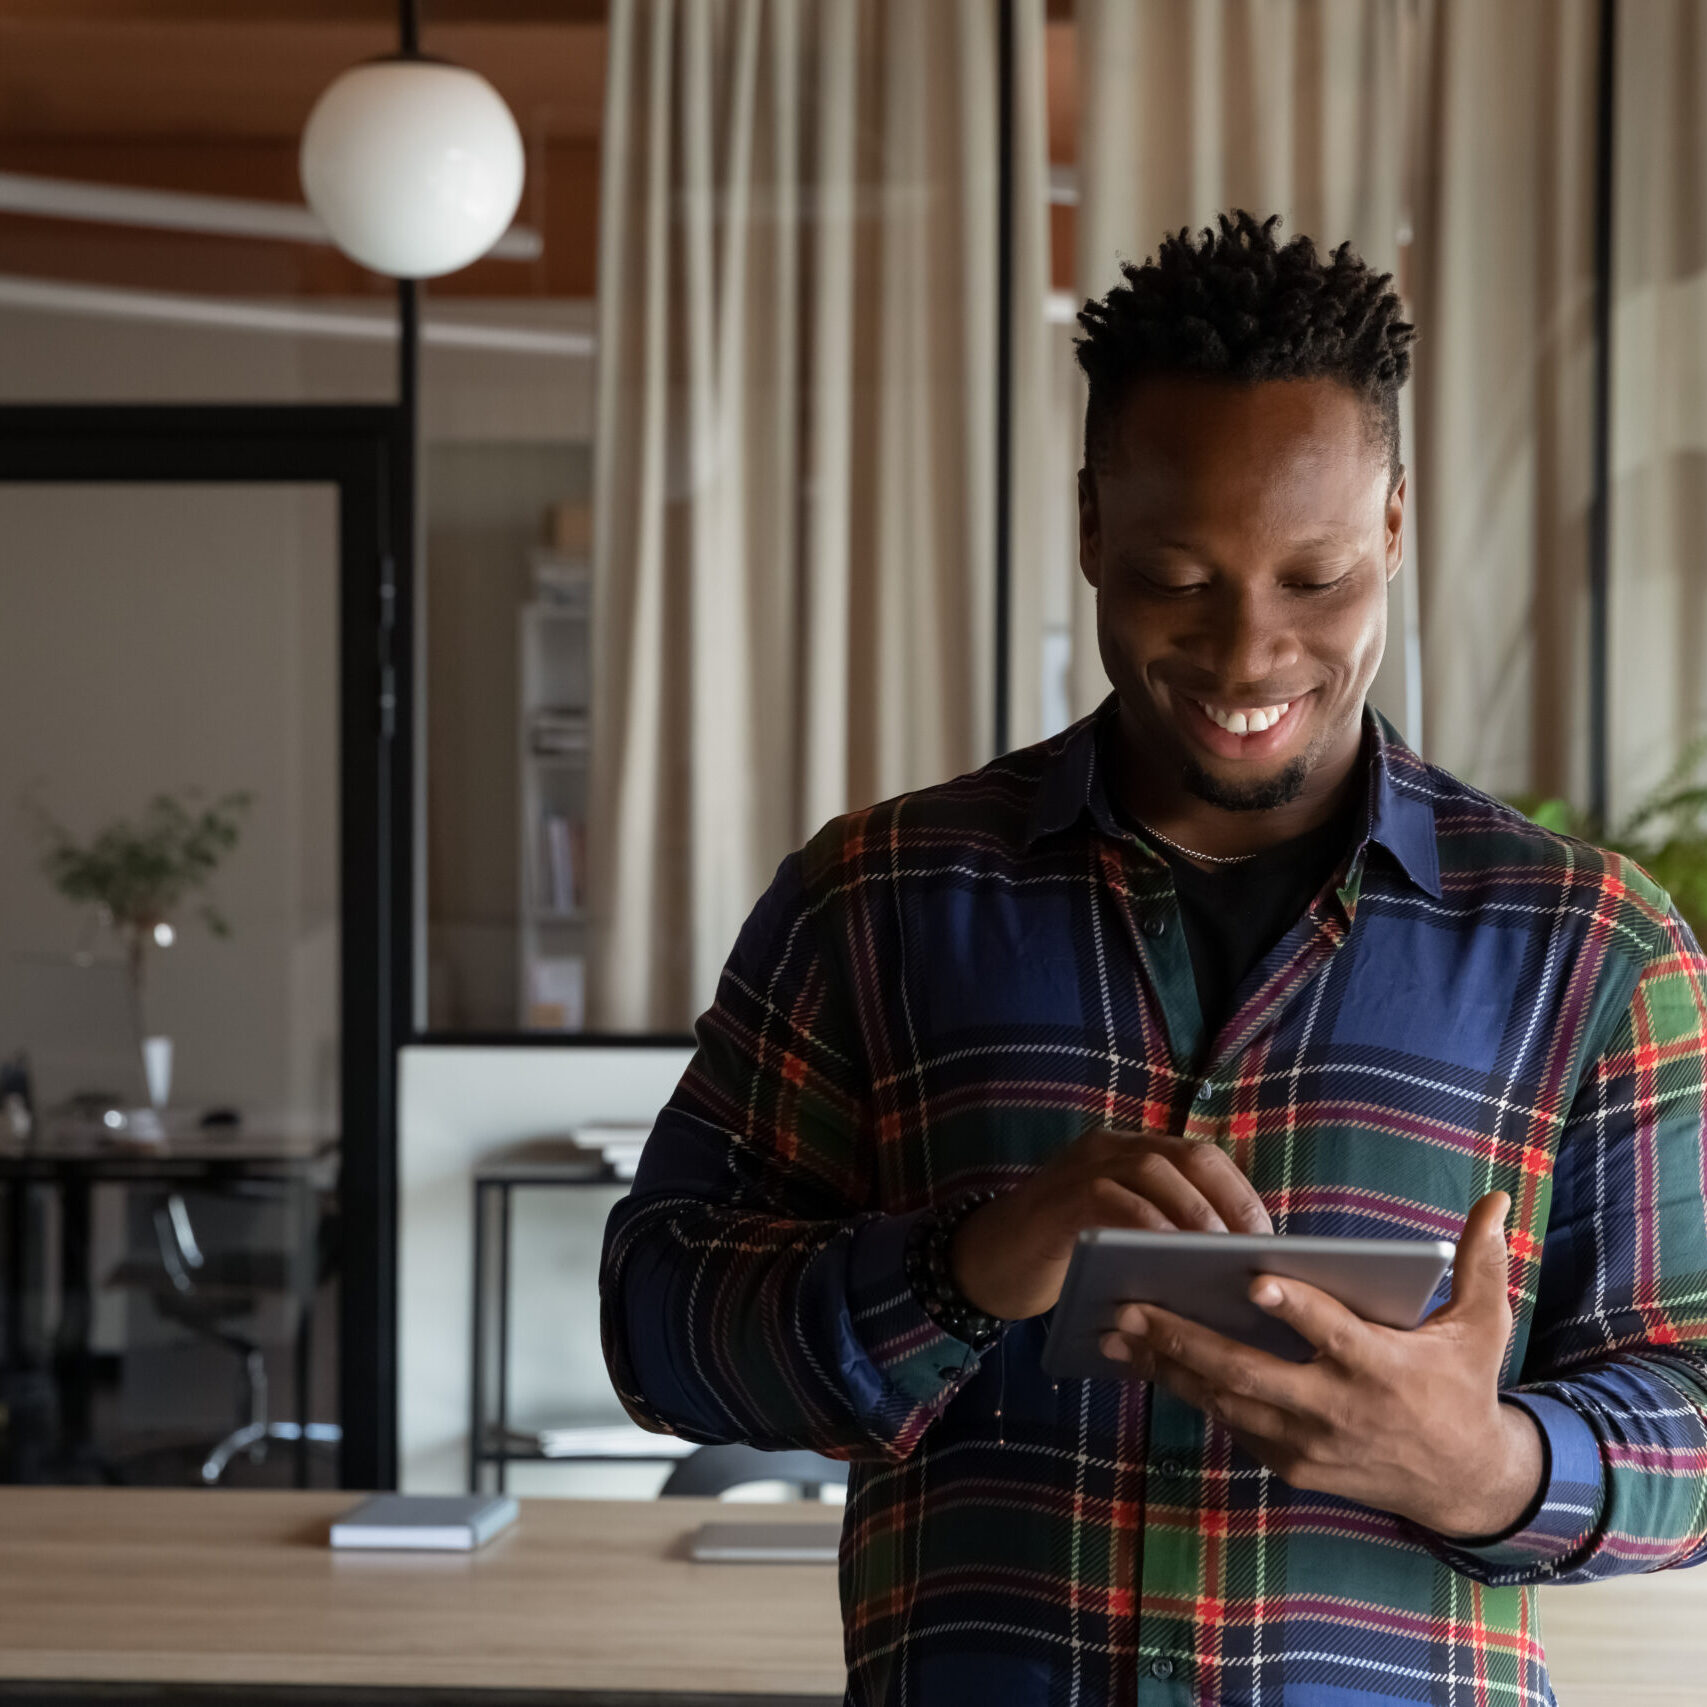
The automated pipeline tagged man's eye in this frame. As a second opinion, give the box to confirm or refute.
[1293,574,1352,594]
[1141,576,1208,596]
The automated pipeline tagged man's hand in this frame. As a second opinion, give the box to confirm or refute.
[1097,1189,1545,1538]
[951,1128,1272,1322]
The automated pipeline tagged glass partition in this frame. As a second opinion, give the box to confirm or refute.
[0,482,341,1486]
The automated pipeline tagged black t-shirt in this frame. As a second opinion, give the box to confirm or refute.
[1115,795,1360,1042]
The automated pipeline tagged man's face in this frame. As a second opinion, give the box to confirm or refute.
[1079,375,1405,814]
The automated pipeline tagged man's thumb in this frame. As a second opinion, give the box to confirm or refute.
[1446,1190,1512,1317]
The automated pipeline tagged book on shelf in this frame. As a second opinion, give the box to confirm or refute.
[529,707,589,755]
[539,813,586,913]
[546,500,591,560]
[530,545,590,608]
[526,954,586,1031]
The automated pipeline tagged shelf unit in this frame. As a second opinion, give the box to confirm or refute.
[516,550,590,1030]
[468,1161,696,1494]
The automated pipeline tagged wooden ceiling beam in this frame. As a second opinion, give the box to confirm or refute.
[0,21,606,142]
[0,2,608,21]
[0,136,598,296]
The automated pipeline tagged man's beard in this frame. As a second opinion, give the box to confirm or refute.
[1179,751,1310,813]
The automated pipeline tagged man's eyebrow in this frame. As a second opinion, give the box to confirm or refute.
[1282,530,1362,554]
[1119,538,1208,559]
[1119,531,1361,563]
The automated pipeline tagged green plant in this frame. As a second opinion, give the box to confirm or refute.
[1508,732,1707,944]
[30,789,253,1035]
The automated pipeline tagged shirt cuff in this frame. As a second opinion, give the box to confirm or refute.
[845,1208,1000,1407]
[1422,1392,1605,1575]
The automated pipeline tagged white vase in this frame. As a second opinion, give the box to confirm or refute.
[142,1035,174,1111]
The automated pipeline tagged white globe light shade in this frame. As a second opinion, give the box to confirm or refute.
[300,59,525,279]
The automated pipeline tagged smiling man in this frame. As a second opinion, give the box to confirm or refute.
[602,212,1707,1706]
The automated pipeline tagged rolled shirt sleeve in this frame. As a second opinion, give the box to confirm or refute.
[1418,899,1707,1584]
[599,844,992,1461]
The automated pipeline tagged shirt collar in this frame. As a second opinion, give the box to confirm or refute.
[1024,694,1443,900]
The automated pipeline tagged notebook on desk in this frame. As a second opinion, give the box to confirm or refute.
[330,1494,518,1551]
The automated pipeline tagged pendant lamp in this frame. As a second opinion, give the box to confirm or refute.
[300,54,524,280]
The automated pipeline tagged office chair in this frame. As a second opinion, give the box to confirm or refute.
[105,1185,341,1484]
[659,1442,850,1502]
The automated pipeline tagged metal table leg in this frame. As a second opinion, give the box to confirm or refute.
[495,1182,513,1495]
[468,1179,486,1493]
[293,1173,314,1489]
[53,1173,95,1463]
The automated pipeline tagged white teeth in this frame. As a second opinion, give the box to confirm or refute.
[1198,699,1289,735]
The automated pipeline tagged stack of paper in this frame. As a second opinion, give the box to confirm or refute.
[525,1423,698,1459]
[573,1122,652,1180]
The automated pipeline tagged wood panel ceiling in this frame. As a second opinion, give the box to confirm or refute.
[0,1,608,297]
[0,1,1077,301]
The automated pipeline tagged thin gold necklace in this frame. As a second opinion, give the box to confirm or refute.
[1131,818,1260,866]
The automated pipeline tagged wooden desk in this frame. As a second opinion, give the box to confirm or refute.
[0,1489,1703,1704]
[0,1490,844,1704]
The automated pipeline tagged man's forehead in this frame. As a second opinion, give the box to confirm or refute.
[1110,373,1369,449]
[1096,376,1389,526]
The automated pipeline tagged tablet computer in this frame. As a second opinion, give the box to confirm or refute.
[689,1521,842,1564]
[1041,1228,1457,1380]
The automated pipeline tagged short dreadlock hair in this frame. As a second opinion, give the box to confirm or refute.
[1075,210,1416,490]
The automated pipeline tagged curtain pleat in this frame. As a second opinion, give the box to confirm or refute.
[591,0,1043,1033]
[1005,0,1057,750]
[1407,0,1599,801]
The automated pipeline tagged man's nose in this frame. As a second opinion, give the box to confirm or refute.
[1198,587,1301,688]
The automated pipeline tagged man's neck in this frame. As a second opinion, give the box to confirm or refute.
[1109,703,1367,862]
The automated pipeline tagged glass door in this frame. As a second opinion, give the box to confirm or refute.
[0,480,346,1486]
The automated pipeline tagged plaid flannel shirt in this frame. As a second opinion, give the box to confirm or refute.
[601,697,1707,1707]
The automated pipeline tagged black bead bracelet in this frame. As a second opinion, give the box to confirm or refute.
[905,1188,1008,1350]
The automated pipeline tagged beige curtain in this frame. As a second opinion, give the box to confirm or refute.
[591,0,1049,1032]
[1606,1,1707,825]
[1069,0,1412,734]
[1408,0,1600,801]
[1005,0,1058,751]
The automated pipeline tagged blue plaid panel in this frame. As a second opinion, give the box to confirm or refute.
[1328,905,1531,1074]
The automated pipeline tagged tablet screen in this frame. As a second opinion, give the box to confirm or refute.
[1041,1229,1456,1380]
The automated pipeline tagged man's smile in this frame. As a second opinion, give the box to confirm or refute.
[1169,686,1316,762]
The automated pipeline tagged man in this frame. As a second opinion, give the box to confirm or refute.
[601,212,1707,1705]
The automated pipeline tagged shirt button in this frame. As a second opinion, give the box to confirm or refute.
[1149,1657,1175,1678]
[1194,1082,1214,1102]
[1156,1456,1183,1478]
[1142,912,1168,938]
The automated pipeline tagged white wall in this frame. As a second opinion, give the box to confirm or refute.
[397,1042,693,1496]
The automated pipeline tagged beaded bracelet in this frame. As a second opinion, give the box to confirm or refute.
[904,1189,1008,1350]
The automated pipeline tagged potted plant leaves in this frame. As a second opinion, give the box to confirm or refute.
[1508,732,1707,946]
[31,789,252,1136]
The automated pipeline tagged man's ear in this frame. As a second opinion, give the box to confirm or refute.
[1385,471,1407,582]
[1078,466,1102,591]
